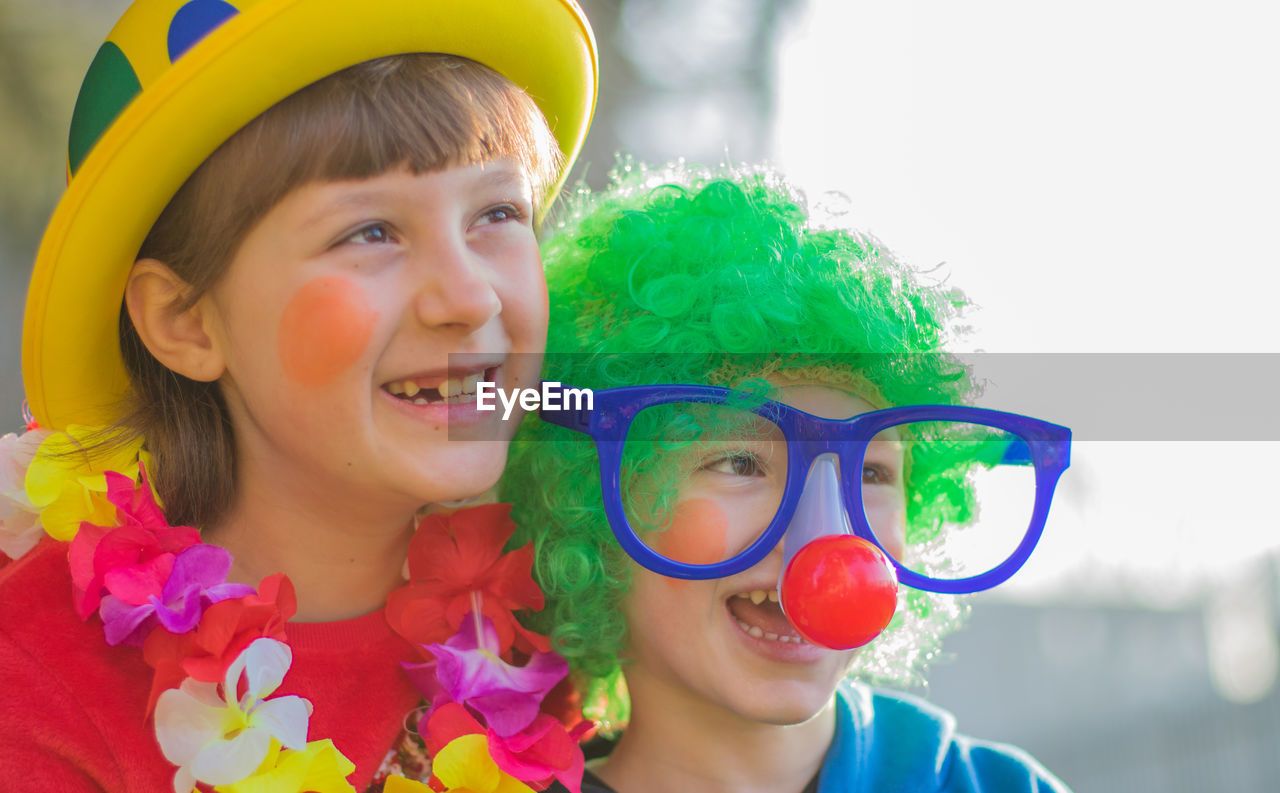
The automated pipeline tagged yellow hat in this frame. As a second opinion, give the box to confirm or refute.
[23,0,597,431]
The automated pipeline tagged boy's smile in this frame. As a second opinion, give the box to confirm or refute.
[201,160,546,523]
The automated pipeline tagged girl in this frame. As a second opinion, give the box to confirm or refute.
[0,1,597,791]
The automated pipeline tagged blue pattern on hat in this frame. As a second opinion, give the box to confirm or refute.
[167,0,239,62]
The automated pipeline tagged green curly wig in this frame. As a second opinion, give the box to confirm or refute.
[502,163,977,722]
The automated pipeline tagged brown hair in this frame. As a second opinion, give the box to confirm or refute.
[118,53,562,530]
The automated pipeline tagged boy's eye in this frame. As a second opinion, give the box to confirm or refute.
[343,223,395,245]
[704,453,764,478]
[862,463,898,486]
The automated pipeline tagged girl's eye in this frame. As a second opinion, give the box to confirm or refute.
[344,223,394,245]
[705,454,764,478]
[862,463,898,486]
[476,203,526,226]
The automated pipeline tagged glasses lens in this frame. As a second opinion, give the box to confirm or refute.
[865,420,1036,580]
[621,401,788,566]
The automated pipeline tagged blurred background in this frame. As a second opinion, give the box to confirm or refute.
[2,0,1278,789]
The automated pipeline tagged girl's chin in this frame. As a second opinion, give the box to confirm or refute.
[401,455,506,505]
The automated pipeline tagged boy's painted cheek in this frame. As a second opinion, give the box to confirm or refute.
[655,498,729,588]
[278,277,377,386]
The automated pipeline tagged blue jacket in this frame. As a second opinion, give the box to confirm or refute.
[568,683,1072,792]
[818,683,1072,793]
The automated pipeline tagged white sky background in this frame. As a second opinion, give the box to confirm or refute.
[773,0,1280,605]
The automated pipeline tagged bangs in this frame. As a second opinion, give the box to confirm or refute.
[140,53,561,297]
[251,54,561,200]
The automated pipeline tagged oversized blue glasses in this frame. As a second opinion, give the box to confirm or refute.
[540,384,1071,595]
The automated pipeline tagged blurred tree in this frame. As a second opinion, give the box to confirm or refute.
[0,0,126,427]
[568,0,801,190]
[0,0,126,261]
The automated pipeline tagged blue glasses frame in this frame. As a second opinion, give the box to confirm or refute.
[539,383,1072,594]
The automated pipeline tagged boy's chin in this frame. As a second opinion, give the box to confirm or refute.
[731,675,845,727]
[720,699,834,730]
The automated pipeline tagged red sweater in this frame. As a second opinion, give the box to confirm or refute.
[0,540,422,792]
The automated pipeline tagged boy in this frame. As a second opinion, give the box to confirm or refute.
[504,166,1074,792]
[0,1,596,790]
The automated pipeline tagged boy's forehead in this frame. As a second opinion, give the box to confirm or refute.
[750,367,890,413]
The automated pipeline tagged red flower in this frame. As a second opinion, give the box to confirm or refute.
[386,505,548,658]
[141,573,297,715]
[422,702,485,755]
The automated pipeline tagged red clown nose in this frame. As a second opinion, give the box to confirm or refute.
[776,454,899,650]
[780,535,898,649]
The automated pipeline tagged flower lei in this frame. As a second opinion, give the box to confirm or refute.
[1,425,590,793]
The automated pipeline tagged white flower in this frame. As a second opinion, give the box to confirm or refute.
[0,429,51,559]
[156,638,313,792]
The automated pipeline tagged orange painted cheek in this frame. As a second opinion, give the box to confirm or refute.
[277,277,378,387]
[654,498,730,589]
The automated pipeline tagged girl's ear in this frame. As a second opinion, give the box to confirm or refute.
[125,259,226,382]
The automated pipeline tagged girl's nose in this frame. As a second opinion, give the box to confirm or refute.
[412,239,502,330]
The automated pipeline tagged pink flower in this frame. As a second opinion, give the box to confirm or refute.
[68,469,199,619]
[488,714,592,793]
[99,543,253,646]
[405,614,568,738]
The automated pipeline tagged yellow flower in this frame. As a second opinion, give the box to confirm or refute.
[214,739,356,793]
[383,777,435,793]
[24,425,154,540]
[431,735,535,793]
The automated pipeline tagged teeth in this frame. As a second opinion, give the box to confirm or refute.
[735,618,805,644]
[441,373,483,397]
[403,380,421,397]
[388,381,406,396]
[734,589,779,604]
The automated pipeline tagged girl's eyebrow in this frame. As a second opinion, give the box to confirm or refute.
[471,163,534,196]
[297,189,399,232]
[297,167,531,232]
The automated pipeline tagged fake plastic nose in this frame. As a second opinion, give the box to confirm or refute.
[777,454,899,650]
